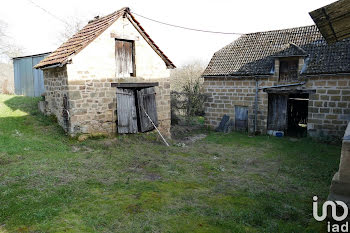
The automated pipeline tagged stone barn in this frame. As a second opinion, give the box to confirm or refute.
[35,7,175,137]
[202,25,350,139]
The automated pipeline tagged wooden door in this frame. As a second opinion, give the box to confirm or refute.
[267,94,288,131]
[235,106,248,131]
[116,88,138,133]
[137,87,158,132]
[115,40,134,77]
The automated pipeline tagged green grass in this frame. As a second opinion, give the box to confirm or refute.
[0,94,341,232]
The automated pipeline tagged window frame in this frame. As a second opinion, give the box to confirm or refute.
[278,57,299,82]
[115,38,136,77]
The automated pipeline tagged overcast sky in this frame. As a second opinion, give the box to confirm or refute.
[0,0,336,66]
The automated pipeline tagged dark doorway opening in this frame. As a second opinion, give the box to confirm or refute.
[287,93,309,137]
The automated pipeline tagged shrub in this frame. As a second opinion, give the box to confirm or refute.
[171,79,208,125]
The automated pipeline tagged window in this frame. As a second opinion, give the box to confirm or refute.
[279,58,298,82]
[115,39,135,77]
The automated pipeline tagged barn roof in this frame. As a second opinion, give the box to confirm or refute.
[309,0,350,44]
[203,25,350,76]
[35,7,175,69]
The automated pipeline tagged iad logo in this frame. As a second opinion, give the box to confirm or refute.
[313,196,349,232]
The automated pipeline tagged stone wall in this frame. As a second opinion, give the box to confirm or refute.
[67,77,116,135]
[204,74,350,138]
[66,77,171,137]
[43,66,69,130]
[154,78,171,137]
[203,77,268,134]
[305,75,350,138]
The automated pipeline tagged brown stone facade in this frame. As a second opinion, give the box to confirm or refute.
[204,74,350,139]
[154,79,171,137]
[67,77,116,135]
[305,76,350,138]
[67,77,171,137]
[43,67,171,137]
[43,67,69,131]
[204,77,267,133]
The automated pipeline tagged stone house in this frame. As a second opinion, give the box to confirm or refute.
[202,25,350,139]
[35,7,175,137]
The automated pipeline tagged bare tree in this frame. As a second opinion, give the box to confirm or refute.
[57,17,86,45]
[0,20,10,58]
[170,61,208,123]
[170,60,206,92]
[0,20,23,59]
[0,20,23,94]
[56,13,100,45]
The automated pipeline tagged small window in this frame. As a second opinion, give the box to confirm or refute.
[279,58,298,82]
[115,39,135,77]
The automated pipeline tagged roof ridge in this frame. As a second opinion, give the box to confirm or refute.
[288,43,307,54]
[243,24,318,36]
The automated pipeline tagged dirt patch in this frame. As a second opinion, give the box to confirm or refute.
[171,122,205,139]
[126,203,143,214]
[0,153,21,165]
[143,173,162,181]
[71,145,94,153]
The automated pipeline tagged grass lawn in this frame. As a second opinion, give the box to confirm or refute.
[0,94,341,232]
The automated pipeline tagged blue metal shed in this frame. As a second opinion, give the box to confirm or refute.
[13,52,51,97]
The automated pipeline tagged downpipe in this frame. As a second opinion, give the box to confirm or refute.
[254,78,259,134]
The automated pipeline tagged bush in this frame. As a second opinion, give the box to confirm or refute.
[171,79,208,125]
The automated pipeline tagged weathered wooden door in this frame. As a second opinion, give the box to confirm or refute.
[115,40,134,77]
[137,87,158,132]
[267,94,288,131]
[116,88,138,133]
[235,106,248,131]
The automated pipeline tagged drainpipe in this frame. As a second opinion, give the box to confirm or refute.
[254,78,259,134]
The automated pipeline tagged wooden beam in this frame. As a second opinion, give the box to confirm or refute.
[110,32,139,41]
[111,82,159,88]
[264,89,316,94]
[310,0,350,44]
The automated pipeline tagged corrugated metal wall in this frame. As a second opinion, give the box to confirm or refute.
[13,53,49,97]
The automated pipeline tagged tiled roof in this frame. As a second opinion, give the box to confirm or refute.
[203,25,350,76]
[35,7,175,69]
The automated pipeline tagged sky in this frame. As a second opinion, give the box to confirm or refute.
[0,0,337,67]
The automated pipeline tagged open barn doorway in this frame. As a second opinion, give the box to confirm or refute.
[112,83,159,134]
[267,92,309,137]
[287,93,309,137]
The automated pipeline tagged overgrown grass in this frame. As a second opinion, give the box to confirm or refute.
[0,94,341,232]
